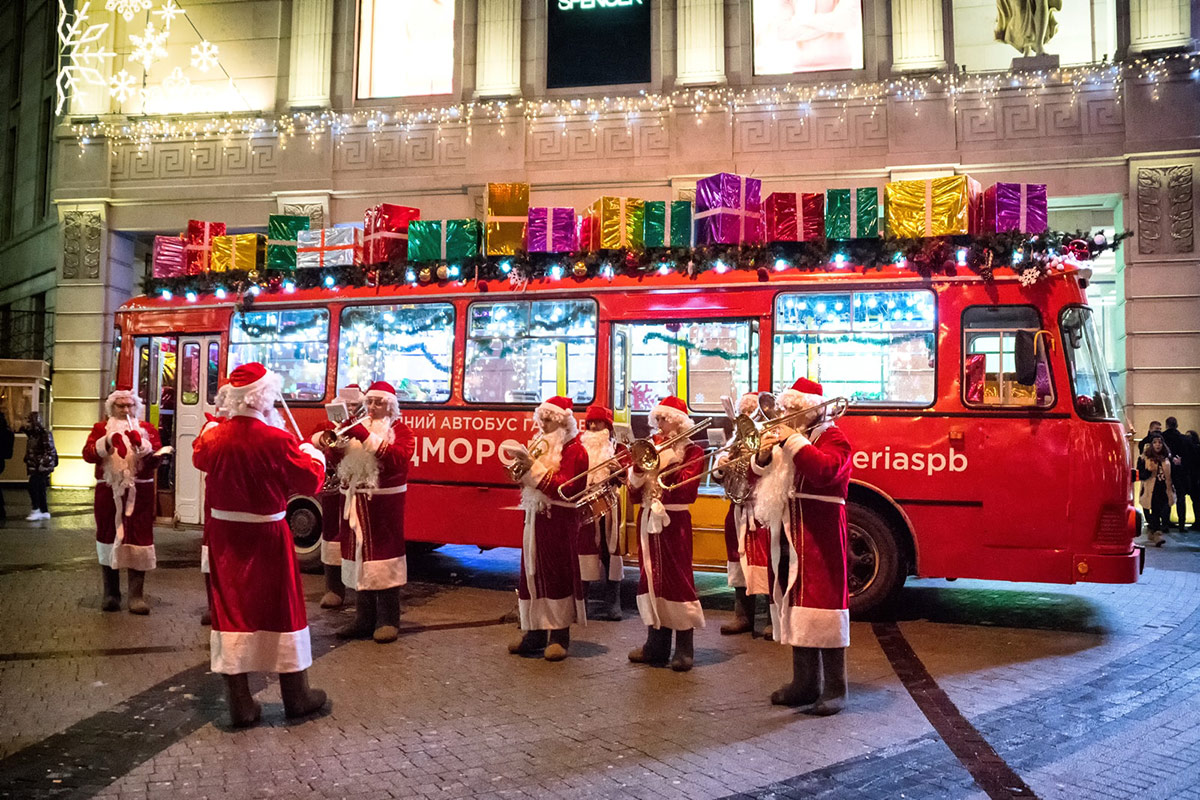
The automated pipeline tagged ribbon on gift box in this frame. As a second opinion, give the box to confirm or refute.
[297,228,358,267]
[185,220,225,274]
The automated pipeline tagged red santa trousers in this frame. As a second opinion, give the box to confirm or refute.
[723,503,770,595]
[340,487,407,590]
[94,480,157,571]
[320,490,343,566]
[519,502,586,630]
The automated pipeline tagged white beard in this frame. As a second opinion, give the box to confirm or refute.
[652,429,689,469]
[520,427,569,511]
[102,417,138,491]
[263,407,286,430]
[335,416,395,490]
[579,430,615,486]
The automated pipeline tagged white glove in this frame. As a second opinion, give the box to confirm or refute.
[299,442,326,465]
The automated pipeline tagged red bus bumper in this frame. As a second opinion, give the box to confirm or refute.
[1072,549,1142,584]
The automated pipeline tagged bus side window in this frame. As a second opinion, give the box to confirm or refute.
[228,309,330,401]
[180,342,200,405]
[338,304,455,403]
[962,306,1054,408]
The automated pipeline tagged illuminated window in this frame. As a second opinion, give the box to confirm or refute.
[1060,306,1120,420]
[962,306,1053,408]
[623,322,757,414]
[464,300,597,404]
[752,0,864,75]
[338,304,455,404]
[358,0,455,98]
[229,309,329,401]
[180,342,201,406]
[952,0,1116,72]
[774,290,936,406]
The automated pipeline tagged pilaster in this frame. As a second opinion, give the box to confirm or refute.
[1128,0,1192,54]
[287,0,334,108]
[676,0,725,86]
[890,0,946,71]
[475,0,522,98]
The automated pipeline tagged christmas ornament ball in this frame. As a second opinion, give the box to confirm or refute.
[418,267,432,284]
[572,262,587,278]
[436,265,449,281]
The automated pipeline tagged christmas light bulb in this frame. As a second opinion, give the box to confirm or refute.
[774,259,789,272]
[185,291,197,302]
[658,264,671,276]
[249,285,261,296]
[283,280,296,293]
[833,253,847,266]
[499,260,512,274]
[550,265,564,280]
[214,287,227,299]
[405,269,417,283]
[714,260,728,273]
[324,275,336,288]
[957,248,968,264]
[161,290,173,300]
[448,265,461,279]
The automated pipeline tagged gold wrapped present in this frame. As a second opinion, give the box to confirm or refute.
[885,176,982,237]
[485,182,529,256]
[582,196,644,251]
[210,233,265,272]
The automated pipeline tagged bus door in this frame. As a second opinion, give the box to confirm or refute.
[174,336,222,525]
[610,319,759,569]
[132,336,179,519]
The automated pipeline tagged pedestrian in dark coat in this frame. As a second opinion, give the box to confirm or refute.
[20,412,57,521]
[1162,418,1192,532]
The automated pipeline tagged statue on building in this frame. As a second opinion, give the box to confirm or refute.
[995,0,1062,56]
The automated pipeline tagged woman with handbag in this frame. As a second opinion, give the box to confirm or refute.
[21,411,57,521]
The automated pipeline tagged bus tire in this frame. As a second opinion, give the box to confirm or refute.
[286,496,324,574]
[846,502,906,619]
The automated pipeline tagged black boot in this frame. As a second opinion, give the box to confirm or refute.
[373,587,401,643]
[670,628,695,672]
[101,566,121,612]
[508,628,548,655]
[223,674,261,728]
[808,648,848,716]
[720,587,754,635]
[628,626,672,665]
[127,569,149,615]
[279,670,328,719]
[319,564,346,609]
[771,646,821,706]
[595,579,623,621]
[545,628,570,661]
[337,590,377,639]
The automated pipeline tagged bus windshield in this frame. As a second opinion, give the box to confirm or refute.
[1060,306,1121,421]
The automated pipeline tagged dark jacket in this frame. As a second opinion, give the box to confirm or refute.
[21,423,58,474]
[1162,428,1191,479]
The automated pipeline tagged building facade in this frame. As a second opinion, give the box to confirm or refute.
[47,0,1199,486]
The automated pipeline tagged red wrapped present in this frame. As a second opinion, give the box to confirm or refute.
[152,235,186,278]
[765,192,825,242]
[364,203,420,265]
[185,219,226,274]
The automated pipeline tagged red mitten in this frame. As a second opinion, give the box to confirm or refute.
[112,434,128,459]
[345,422,370,443]
[204,412,219,424]
[127,429,143,448]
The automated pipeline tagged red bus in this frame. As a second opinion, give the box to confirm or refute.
[114,262,1140,615]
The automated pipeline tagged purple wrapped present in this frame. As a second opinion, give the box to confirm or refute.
[983,183,1048,234]
[528,207,578,253]
[694,172,763,245]
[152,235,186,278]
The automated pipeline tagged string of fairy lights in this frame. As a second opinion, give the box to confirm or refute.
[69,50,1200,149]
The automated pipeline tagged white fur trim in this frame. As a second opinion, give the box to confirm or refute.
[342,555,407,591]
[782,432,812,458]
[579,554,603,583]
[200,544,210,574]
[96,541,157,571]
[210,627,313,674]
[298,442,326,468]
[534,403,578,439]
[224,370,284,415]
[636,595,705,630]
[770,605,849,648]
[745,564,769,596]
[522,458,551,488]
[736,394,759,416]
[726,560,746,588]
[519,595,585,630]
[778,390,823,413]
[649,404,692,432]
[94,436,111,458]
[320,539,342,566]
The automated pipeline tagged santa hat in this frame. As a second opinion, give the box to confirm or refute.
[225,362,283,413]
[584,404,614,431]
[649,396,692,431]
[778,377,824,413]
[534,396,578,437]
[365,381,399,418]
[736,392,759,417]
[104,388,143,420]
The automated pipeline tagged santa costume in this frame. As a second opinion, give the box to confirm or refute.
[196,381,231,626]
[310,383,364,610]
[627,396,705,672]
[191,362,328,727]
[751,377,852,715]
[337,380,415,644]
[717,392,772,636]
[82,389,164,614]
[576,404,628,620]
[509,396,588,661]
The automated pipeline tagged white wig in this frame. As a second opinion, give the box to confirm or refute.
[534,401,578,439]
[223,370,284,416]
[105,389,144,421]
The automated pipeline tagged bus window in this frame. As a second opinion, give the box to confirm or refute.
[109,328,121,394]
[612,330,627,412]
[962,306,1054,408]
[624,321,755,413]
[1060,306,1120,420]
[206,341,220,405]
[229,309,330,401]
[464,299,597,404]
[180,342,200,405]
[774,290,936,405]
[339,304,455,403]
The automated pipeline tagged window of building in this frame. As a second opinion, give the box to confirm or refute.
[952,0,1116,72]
[228,309,329,401]
[357,0,455,98]
[752,0,864,75]
[464,299,597,404]
[35,96,51,220]
[2,124,16,241]
[1060,306,1120,420]
[109,327,121,394]
[962,305,1054,408]
[338,303,455,403]
[774,290,936,405]
[546,0,651,88]
[621,321,757,414]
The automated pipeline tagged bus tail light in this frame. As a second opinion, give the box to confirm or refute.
[1094,504,1134,551]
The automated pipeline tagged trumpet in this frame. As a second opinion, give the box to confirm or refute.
[503,436,549,481]
[317,410,370,448]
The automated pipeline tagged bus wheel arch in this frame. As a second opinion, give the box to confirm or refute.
[846,483,914,619]
[286,495,324,574]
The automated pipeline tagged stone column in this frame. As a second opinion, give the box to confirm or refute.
[288,0,334,107]
[676,0,725,86]
[890,0,946,72]
[475,0,521,98]
[1128,0,1191,53]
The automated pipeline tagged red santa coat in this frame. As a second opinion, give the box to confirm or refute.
[82,419,162,571]
[628,439,706,631]
[194,415,226,575]
[338,417,415,591]
[192,414,325,674]
[751,423,852,648]
[518,435,588,630]
[309,420,346,567]
[574,437,628,583]
[720,466,771,595]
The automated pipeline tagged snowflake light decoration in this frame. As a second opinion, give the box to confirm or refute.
[129,22,169,70]
[162,66,191,95]
[153,0,185,29]
[190,41,219,73]
[1018,267,1041,287]
[106,0,152,22]
[109,69,136,102]
[56,0,116,114]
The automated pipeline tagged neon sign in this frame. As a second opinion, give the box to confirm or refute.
[557,0,643,9]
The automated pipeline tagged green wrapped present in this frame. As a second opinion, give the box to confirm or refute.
[825,188,879,239]
[266,214,311,269]
[407,219,483,263]
[644,200,693,248]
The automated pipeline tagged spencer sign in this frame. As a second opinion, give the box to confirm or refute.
[546,0,652,88]
[557,0,644,7]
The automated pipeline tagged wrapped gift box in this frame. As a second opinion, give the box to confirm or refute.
[582,196,645,251]
[983,183,1048,234]
[211,233,265,272]
[266,215,310,270]
[885,176,982,237]
[485,182,529,256]
[296,227,363,268]
[364,203,420,265]
[406,219,483,263]
[185,219,226,274]
[528,207,578,253]
[764,192,824,242]
[695,172,763,245]
[643,200,693,248]
[825,188,880,239]
[152,235,186,279]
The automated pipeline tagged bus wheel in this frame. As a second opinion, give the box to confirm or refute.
[846,503,906,618]
[286,496,323,574]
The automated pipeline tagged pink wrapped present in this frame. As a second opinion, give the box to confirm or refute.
[152,235,186,278]
[528,207,578,253]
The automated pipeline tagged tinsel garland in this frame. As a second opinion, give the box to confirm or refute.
[142,230,1132,299]
[640,331,749,361]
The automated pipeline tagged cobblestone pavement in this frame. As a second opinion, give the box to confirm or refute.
[2,490,1200,799]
